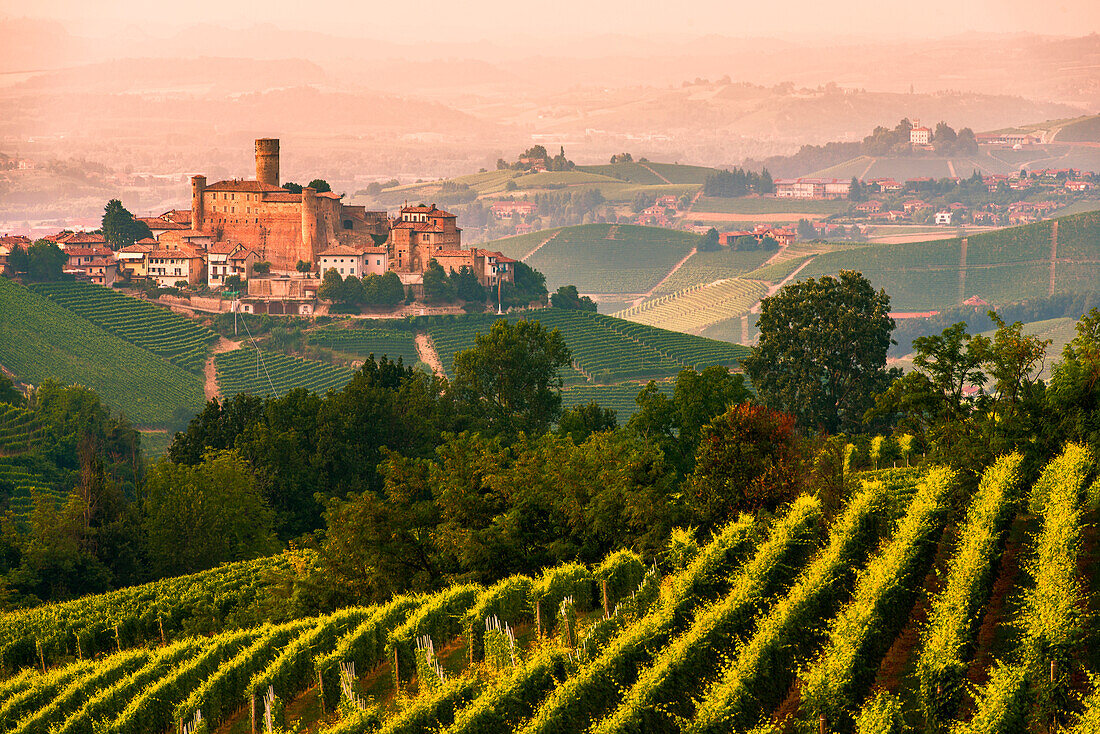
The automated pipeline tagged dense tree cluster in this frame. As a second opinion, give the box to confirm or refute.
[497,145,575,172]
[101,199,152,250]
[703,167,774,197]
[318,268,406,308]
[550,285,598,312]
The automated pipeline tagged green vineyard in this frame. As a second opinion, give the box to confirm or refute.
[614,278,770,332]
[2,446,1096,733]
[215,348,355,398]
[0,405,43,455]
[519,224,700,294]
[0,278,204,426]
[29,282,216,374]
[649,249,773,297]
[420,309,748,383]
[308,328,421,366]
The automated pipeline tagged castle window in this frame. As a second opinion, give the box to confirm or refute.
[343,220,353,230]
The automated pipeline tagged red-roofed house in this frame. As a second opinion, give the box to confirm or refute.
[317,244,389,279]
[148,242,204,287]
[115,240,156,278]
[910,126,932,145]
[208,242,261,288]
[490,201,537,219]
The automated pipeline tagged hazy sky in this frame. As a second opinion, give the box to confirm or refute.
[6,0,1100,40]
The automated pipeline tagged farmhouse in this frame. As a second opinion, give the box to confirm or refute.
[317,244,389,279]
[774,178,851,199]
[208,242,260,289]
[910,126,932,145]
[490,201,537,219]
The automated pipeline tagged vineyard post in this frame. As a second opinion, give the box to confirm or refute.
[249,693,256,734]
[535,601,542,637]
[159,616,166,647]
[36,638,45,673]
[601,579,610,619]
[316,670,325,714]
[75,633,82,660]
[114,624,122,653]
[393,647,400,690]
[818,714,827,734]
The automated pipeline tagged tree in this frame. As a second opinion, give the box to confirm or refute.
[610,153,634,164]
[377,271,405,306]
[699,227,721,252]
[0,374,21,407]
[868,322,986,432]
[1047,308,1100,447]
[252,261,271,274]
[849,177,865,202]
[797,219,817,240]
[686,403,807,530]
[142,450,277,577]
[7,244,28,275]
[452,266,487,303]
[342,275,365,306]
[557,401,617,443]
[318,268,345,303]
[101,199,151,250]
[743,271,897,434]
[223,274,242,292]
[978,312,1050,408]
[295,260,313,273]
[307,179,331,193]
[422,259,456,304]
[283,182,303,193]
[499,262,548,308]
[550,285,597,312]
[627,366,752,475]
[451,319,572,438]
[26,240,66,281]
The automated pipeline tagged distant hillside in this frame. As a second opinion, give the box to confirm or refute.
[1054,114,1100,143]
[794,210,1100,312]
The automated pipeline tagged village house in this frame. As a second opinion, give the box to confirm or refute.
[910,125,932,145]
[317,244,389,279]
[115,240,156,278]
[208,242,260,288]
[935,211,954,225]
[85,258,120,287]
[147,241,205,287]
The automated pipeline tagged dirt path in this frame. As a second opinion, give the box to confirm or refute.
[415,332,445,376]
[629,247,698,306]
[751,255,818,313]
[859,157,877,180]
[521,230,561,261]
[203,337,243,401]
[638,162,672,184]
[947,160,958,179]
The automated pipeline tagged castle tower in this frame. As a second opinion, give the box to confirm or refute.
[255,138,280,188]
[191,175,207,230]
[301,186,320,262]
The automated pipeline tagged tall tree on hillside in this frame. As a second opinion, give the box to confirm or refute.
[744,270,897,434]
[451,319,572,438]
[422,260,456,304]
[318,268,345,303]
[550,285,597,311]
[101,199,151,250]
[7,244,28,275]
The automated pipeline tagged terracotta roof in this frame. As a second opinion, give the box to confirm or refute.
[227,248,259,262]
[0,235,31,246]
[118,243,155,253]
[392,221,445,233]
[88,258,117,268]
[66,247,112,258]
[318,245,375,257]
[317,191,342,200]
[139,218,188,230]
[262,191,302,203]
[204,179,286,193]
[400,204,456,218]
[157,209,192,224]
[60,232,107,245]
[150,248,202,259]
[434,250,471,258]
[208,241,242,255]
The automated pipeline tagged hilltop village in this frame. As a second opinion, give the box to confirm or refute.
[0,139,518,315]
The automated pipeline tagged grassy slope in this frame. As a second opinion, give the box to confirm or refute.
[0,278,203,426]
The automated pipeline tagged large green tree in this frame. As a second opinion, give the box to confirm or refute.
[26,240,67,281]
[743,270,897,434]
[142,450,277,576]
[451,319,572,438]
[1047,308,1100,448]
[422,260,456,304]
[101,199,151,250]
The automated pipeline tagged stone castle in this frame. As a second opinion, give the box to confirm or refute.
[188,139,461,272]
